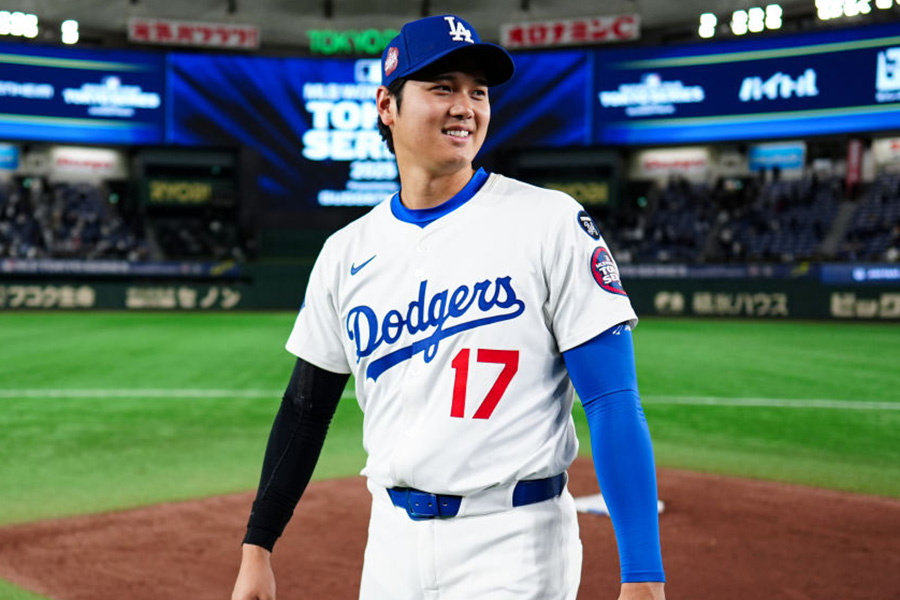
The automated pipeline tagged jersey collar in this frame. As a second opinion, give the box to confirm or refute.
[390,167,489,228]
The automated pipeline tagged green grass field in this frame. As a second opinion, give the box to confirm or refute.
[1,312,897,528]
[1,313,898,599]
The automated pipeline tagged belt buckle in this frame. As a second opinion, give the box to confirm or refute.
[406,490,440,520]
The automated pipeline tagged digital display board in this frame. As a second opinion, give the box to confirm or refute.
[168,49,590,208]
[0,42,165,144]
[592,22,900,144]
[489,49,591,150]
[169,54,395,209]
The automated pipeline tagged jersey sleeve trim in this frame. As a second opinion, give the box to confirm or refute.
[554,306,638,354]
[286,344,353,375]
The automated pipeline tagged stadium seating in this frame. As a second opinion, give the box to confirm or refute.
[150,217,245,261]
[0,178,251,261]
[0,179,150,261]
[728,176,840,263]
[607,175,860,264]
[3,173,899,264]
[838,174,900,261]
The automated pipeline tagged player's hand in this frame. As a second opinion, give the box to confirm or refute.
[232,543,276,600]
[617,581,665,600]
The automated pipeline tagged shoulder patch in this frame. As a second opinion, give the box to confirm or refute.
[590,247,627,296]
[577,210,601,240]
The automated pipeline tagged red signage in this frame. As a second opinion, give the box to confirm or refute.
[128,18,259,49]
[846,138,863,195]
[501,15,639,48]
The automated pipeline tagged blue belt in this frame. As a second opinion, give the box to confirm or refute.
[387,473,566,520]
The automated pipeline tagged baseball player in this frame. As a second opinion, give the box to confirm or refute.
[233,14,665,600]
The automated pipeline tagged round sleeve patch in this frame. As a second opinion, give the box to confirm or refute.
[590,246,627,295]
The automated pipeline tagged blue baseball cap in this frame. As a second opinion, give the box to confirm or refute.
[381,15,515,87]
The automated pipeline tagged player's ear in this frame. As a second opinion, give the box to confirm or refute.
[376,86,395,127]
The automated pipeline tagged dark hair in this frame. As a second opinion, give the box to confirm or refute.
[377,78,406,155]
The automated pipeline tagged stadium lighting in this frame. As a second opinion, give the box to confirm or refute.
[14,12,37,37]
[748,7,766,31]
[24,13,38,37]
[723,4,781,36]
[699,13,717,38]
[0,11,39,37]
[731,10,749,35]
[876,0,892,8]
[61,19,79,44]
[766,4,783,29]
[816,0,843,19]
[858,0,872,12]
[843,0,860,16]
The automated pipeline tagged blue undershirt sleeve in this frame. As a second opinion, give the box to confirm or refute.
[562,324,665,583]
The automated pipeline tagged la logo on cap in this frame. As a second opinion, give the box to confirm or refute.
[444,16,473,43]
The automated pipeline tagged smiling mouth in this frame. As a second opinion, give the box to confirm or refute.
[443,129,471,139]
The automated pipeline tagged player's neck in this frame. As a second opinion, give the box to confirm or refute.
[396,165,476,210]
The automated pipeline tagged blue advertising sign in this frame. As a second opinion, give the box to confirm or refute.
[169,54,395,208]
[168,49,589,208]
[0,42,165,144]
[0,143,18,170]
[592,22,900,144]
[820,264,900,285]
[748,142,806,171]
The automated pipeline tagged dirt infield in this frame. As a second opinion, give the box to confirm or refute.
[0,458,898,599]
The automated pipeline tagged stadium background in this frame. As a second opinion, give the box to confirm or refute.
[1,1,899,599]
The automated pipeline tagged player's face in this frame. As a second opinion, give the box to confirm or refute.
[383,70,490,177]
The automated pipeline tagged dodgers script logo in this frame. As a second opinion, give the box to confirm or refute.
[347,276,525,381]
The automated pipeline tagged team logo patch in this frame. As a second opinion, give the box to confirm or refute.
[577,211,601,240]
[384,47,399,76]
[590,247,627,296]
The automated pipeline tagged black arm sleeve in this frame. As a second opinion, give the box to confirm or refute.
[242,358,350,551]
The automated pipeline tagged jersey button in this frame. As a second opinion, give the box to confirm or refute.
[416,244,426,253]
[414,268,424,277]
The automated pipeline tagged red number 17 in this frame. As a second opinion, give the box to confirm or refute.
[450,349,519,419]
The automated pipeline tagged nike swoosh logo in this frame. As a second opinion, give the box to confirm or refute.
[350,255,376,276]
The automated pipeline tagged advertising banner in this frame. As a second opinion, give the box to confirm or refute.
[0,143,19,170]
[48,146,127,180]
[871,136,900,165]
[168,50,590,208]
[128,18,259,49]
[634,147,710,178]
[0,42,165,144]
[748,142,806,172]
[501,14,639,48]
[592,22,900,144]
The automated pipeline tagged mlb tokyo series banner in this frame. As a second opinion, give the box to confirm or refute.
[591,22,900,144]
[168,50,591,209]
[0,42,165,144]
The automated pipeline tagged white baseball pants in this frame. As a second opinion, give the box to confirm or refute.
[359,481,582,600]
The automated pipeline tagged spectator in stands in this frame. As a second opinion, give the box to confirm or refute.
[886,221,900,262]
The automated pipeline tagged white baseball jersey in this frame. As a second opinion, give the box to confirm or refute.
[286,171,637,496]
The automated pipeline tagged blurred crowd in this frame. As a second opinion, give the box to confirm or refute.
[2,173,899,264]
[0,178,247,262]
[601,172,900,264]
[0,178,148,261]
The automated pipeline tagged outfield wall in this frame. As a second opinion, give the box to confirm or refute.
[0,260,898,320]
